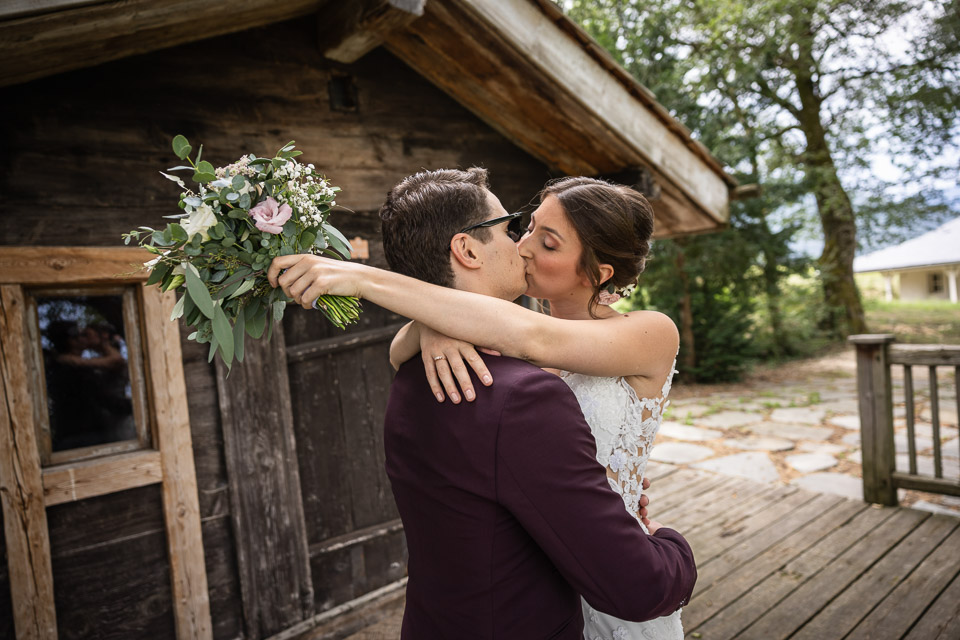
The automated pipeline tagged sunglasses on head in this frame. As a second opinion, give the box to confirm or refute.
[459,211,526,242]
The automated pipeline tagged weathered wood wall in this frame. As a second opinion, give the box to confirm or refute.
[0,511,12,639]
[0,17,551,638]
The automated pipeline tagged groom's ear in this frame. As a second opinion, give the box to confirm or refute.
[450,233,483,271]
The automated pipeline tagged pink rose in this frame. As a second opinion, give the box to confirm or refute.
[249,197,292,234]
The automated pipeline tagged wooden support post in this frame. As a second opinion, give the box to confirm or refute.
[217,321,314,638]
[0,286,58,639]
[141,286,213,640]
[850,334,898,506]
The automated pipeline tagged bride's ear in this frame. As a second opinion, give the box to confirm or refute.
[585,263,615,289]
[450,233,483,270]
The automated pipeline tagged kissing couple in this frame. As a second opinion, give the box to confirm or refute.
[268,168,695,639]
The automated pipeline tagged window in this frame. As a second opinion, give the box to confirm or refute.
[930,272,944,294]
[28,288,150,465]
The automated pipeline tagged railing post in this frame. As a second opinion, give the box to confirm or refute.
[849,334,898,506]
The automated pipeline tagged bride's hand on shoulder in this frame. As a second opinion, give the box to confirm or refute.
[420,324,498,404]
[267,254,367,309]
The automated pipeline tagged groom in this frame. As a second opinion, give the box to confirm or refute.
[274,168,696,638]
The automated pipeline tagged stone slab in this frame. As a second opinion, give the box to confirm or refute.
[722,436,795,452]
[691,451,781,483]
[664,403,712,419]
[895,455,960,478]
[846,450,863,464]
[696,411,765,429]
[658,422,723,442]
[941,438,960,459]
[748,422,835,441]
[798,442,849,455]
[786,453,839,473]
[894,433,935,455]
[842,432,861,447]
[827,415,861,430]
[770,407,827,425]
[790,472,863,500]
[649,442,715,464]
[920,407,959,427]
[894,421,959,440]
[817,399,861,414]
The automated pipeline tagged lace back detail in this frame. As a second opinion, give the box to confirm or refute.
[559,358,678,518]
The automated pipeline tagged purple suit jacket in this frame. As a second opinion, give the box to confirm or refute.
[384,355,696,639]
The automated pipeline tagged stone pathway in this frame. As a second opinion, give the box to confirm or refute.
[654,347,960,514]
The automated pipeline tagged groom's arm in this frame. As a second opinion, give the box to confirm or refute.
[496,370,696,622]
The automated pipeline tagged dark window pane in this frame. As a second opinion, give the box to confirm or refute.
[38,295,137,451]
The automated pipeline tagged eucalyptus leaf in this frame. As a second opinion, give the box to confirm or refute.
[197,160,215,174]
[184,264,215,319]
[231,175,246,189]
[146,261,171,286]
[172,135,191,160]
[193,171,216,183]
[184,196,203,207]
[229,278,255,299]
[246,310,266,339]
[322,223,353,258]
[211,178,232,189]
[232,310,246,363]
[212,304,234,366]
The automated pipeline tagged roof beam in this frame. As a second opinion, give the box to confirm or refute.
[321,0,425,64]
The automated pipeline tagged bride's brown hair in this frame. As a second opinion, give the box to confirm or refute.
[539,177,655,315]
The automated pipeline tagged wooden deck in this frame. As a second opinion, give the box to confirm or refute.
[342,462,960,640]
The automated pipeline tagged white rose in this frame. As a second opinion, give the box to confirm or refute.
[182,204,217,241]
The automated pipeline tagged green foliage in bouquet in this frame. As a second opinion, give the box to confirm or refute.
[124,135,361,369]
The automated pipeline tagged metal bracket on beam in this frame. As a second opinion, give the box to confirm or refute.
[321,0,426,64]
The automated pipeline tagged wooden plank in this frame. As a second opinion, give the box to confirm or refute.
[0,0,325,87]
[889,344,960,367]
[679,483,791,537]
[854,517,960,640]
[0,285,58,639]
[216,318,314,637]
[691,492,844,597]
[0,0,103,21]
[793,513,959,640]
[686,487,819,568]
[644,470,736,519]
[51,528,176,640]
[286,322,406,363]
[905,365,917,474]
[322,0,426,64]
[931,366,943,477]
[42,449,162,506]
[141,285,212,640]
[892,472,960,496]
[738,506,928,640]
[685,497,866,630]
[659,478,779,535]
[311,519,404,557]
[689,503,892,638]
[903,570,960,640]
[0,246,151,284]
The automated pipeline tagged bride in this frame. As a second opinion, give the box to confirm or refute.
[271,175,684,640]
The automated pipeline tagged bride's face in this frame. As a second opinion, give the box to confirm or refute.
[517,195,590,301]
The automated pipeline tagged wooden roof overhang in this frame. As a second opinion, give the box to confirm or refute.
[0,0,736,237]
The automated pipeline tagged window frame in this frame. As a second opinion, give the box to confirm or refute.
[0,246,212,640]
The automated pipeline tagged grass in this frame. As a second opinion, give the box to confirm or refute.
[864,299,960,344]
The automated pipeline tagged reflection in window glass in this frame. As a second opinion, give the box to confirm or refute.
[38,295,137,451]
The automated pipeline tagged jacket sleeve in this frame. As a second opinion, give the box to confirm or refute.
[495,370,697,622]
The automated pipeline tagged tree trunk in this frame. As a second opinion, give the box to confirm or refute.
[760,239,789,357]
[793,28,868,338]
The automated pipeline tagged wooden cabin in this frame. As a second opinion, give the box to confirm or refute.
[0,1,735,638]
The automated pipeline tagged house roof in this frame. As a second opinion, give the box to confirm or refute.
[854,217,960,273]
[0,0,734,236]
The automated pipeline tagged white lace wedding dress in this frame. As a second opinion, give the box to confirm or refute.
[559,363,684,640]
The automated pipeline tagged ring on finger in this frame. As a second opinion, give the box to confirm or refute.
[433,355,446,361]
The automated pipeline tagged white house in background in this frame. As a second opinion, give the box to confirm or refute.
[854,217,960,303]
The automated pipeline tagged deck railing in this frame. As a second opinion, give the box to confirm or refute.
[849,334,960,506]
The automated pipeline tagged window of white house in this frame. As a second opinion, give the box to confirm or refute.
[929,272,944,294]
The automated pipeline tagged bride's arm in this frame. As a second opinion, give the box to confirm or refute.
[268,254,677,378]
[389,322,420,371]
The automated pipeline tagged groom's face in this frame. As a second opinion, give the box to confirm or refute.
[468,190,528,301]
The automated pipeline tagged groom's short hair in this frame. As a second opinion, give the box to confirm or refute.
[379,168,492,287]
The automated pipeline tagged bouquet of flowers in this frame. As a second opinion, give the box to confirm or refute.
[124,135,360,369]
